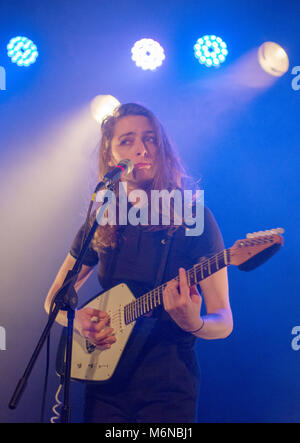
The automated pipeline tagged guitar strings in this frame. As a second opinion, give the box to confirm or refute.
[123,249,230,324]
[136,235,275,314]
[105,235,276,325]
[146,248,229,300]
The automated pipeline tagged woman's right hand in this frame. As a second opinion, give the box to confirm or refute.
[74,307,116,349]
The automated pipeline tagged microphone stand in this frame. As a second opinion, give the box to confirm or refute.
[8,182,111,423]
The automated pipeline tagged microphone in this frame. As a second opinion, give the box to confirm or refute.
[95,159,134,192]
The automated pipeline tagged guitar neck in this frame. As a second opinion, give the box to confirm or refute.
[124,248,230,325]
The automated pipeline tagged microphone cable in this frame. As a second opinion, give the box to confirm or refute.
[43,161,129,422]
[44,192,96,423]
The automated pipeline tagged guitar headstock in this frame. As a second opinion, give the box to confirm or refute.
[229,228,284,271]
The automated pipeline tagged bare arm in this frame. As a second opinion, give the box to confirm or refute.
[44,253,116,348]
[44,253,94,327]
[163,267,233,339]
[196,267,233,339]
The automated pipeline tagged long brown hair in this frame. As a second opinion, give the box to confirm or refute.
[90,102,192,250]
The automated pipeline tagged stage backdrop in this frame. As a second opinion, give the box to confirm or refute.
[0,0,299,423]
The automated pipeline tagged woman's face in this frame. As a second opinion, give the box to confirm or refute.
[110,115,158,188]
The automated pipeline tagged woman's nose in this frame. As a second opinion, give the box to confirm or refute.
[134,139,148,157]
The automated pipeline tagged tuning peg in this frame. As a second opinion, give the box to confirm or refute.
[275,227,285,234]
[268,228,285,235]
[246,231,257,239]
[246,232,259,238]
[246,227,284,239]
[246,231,263,238]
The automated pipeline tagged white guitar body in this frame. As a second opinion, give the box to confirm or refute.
[59,228,284,383]
[71,284,136,382]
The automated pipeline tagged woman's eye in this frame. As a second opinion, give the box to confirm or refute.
[144,136,157,144]
[119,136,156,146]
[120,138,133,146]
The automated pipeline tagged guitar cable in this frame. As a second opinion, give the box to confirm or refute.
[50,381,63,423]
[46,184,118,422]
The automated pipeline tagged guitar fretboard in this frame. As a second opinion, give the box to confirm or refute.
[124,248,230,325]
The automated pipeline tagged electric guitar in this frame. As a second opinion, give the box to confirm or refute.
[58,228,284,382]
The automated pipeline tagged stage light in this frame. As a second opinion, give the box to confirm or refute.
[258,42,289,77]
[90,95,120,124]
[7,36,38,67]
[194,35,228,68]
[131,38,165,71]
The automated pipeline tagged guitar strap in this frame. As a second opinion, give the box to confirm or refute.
[154,228,174,287]
[104,227,175,383]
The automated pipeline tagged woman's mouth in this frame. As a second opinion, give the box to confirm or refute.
[134,163,151,169]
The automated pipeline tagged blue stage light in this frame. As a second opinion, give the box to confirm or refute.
[7,36,38,67]
[131,38,165,71]
[194,35,228,68]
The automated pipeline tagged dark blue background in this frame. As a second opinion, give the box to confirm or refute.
[0,0,299,423]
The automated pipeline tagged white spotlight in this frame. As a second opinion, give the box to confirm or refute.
[258,42,289,77]
[90,95,120,123]
[131,38,165,71]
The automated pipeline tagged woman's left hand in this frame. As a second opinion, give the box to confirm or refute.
[162,267,203,332]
